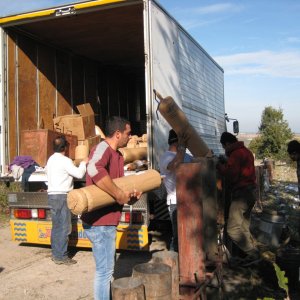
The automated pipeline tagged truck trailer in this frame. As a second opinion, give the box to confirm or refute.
[0,0,226,250]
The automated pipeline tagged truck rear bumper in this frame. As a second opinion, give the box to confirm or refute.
[10,220,149,250]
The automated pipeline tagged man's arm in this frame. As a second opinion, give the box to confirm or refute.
[218,152,241,185]
[65,159,87,179]
[88,144,141,205]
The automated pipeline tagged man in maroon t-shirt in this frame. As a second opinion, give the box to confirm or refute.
[81,116,141,300]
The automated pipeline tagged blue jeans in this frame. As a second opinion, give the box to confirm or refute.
[83,224,116,300]
[48,194,71,260]
[169,204,178,252]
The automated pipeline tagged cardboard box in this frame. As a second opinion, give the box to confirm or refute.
[20,129,78,167]
[53,103,96,140]
[78,135,102,153]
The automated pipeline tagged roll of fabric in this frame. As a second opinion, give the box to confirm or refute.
[156,91,212,158]
[137,142,147,148]
[74,145,89,166]
[67,169,161,215]
[119,147,147,164]
[95,125,106,139]
[75,145,89,160]
[126,139,138,148]
[141,134,147,142]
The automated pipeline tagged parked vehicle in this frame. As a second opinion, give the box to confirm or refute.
[0,0,226,250]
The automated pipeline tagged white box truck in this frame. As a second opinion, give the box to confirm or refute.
[0,0,226,250]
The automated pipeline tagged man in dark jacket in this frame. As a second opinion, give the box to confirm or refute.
[287,140,300,200]
[217,132,259,264]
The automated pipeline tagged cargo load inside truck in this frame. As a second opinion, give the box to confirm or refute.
[1,0,227,251]
[4,1,146,163]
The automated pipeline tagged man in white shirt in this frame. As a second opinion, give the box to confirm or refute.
[159,129,193,251]
[46,135,87,265]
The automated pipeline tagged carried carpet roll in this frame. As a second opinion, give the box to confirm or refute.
[155,90,212,158]
[74,145,89,165]
[119,147,147,164]
[67,169,161,215]
[95,125,106,139]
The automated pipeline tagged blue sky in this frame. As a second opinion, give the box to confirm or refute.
[158,0,300,133]
[1,0,299,133]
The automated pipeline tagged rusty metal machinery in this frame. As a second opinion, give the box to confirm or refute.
[176,159,225,299]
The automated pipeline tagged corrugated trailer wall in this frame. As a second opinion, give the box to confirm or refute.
[150,1,226,168]
[5,29,145,162]
[177,29,225,155]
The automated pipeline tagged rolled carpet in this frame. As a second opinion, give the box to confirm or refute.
[67,169,161,215]
[155,91,212,158]
[118,147,147,164]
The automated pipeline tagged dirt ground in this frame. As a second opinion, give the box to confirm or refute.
[0,220,156,300]
[1,219,297,300]
[1,162,300,300]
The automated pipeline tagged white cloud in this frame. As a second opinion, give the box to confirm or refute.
[171,2,243,29]
[193,3,243,15]
[215,50,300,78]
[174,3,243,16]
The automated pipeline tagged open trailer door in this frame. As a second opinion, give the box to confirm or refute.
[1,0,151,251]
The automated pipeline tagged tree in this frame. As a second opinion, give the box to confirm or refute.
[249,106,293,160]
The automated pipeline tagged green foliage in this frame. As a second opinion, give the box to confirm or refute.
[249,136,263,156]
[273,263,289,294]
[257,263,288,300]
[0,182,22,213]
[249,106,293,160]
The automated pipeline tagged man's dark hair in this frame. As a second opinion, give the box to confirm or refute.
[168,129,178,145]
[220,132,238,145]
[287,140,300,154]
[105,116,130,137]
[53,135,69,152]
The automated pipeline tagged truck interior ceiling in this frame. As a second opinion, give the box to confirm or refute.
[5,2,146,159]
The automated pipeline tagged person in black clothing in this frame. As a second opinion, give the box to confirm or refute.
[287,140,300,200]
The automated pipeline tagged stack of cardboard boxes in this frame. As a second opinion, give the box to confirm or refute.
[20,103,148,168]
[20,103,103,167]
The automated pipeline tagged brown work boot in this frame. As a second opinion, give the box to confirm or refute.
[52,257,64,265]
[62,257,77,265]
[52,257,77,265]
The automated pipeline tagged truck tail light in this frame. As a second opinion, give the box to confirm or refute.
[14,209,32,219]
[38,209,46,219]
[13,208,47,219]
[124,212,131,223]
[121,211,144,224]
